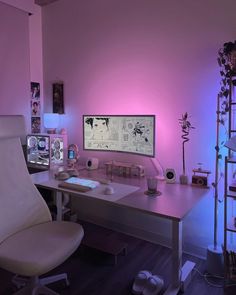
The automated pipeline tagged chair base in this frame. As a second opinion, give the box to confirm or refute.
[12,273,69,295]
[14,282,58,295]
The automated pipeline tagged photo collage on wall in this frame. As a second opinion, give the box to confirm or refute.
[30,82,41,133]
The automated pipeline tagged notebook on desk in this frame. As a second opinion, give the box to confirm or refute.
[58,177,100,192]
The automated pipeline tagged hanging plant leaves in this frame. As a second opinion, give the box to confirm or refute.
[223,89,229,98]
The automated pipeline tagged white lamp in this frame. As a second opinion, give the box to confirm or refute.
[44,113,59,134]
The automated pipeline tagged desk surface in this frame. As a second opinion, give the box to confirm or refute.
[31,169,210,222]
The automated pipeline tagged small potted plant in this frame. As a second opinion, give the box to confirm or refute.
[179,112,195,184]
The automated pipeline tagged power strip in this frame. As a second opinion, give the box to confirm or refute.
[180,261,196,292]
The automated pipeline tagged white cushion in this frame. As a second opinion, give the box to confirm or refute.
[0,221,84,276]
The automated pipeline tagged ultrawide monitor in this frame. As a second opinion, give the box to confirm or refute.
[83,115,155,157]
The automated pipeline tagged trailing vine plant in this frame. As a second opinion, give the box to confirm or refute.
[217,41,236,139]
[213,41,236,192]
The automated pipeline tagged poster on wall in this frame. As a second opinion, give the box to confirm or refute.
[30,82,41,133]
[53,83,64,114]
[31,100,40,116]
[31,117,41,133]
[31,82,40,99]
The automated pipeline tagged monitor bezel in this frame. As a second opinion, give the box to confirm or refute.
[83,115,155,157]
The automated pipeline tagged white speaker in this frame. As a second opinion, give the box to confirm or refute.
[86,158,99,170]
[165,168,176,183]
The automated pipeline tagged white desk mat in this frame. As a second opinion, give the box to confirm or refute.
[77,182,140,202]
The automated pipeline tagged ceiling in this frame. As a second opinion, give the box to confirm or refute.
[34,0,59,6]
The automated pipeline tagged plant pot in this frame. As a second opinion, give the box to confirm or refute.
[179,174,188,185]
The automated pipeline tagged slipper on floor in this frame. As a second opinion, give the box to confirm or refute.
[142,275,164,295]
[131,270,152,295]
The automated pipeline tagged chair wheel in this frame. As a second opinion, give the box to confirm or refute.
[61,279,70,289]
[65,279,70,287]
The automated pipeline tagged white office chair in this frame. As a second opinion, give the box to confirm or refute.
[0,137,84,295]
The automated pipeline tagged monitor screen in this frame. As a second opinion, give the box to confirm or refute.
[26,134,50,167]
[83,115,155,157]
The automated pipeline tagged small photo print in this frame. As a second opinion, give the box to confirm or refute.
[31,117,41,133]
[31,100,40,116]
[31,82,40,99]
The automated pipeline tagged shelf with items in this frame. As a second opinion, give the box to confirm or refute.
[218,41,236,286]
[227,156,236,163]
[226,190,236,199]
[224,249,236,282]
[226,217,236,232]
[224,156,236,286]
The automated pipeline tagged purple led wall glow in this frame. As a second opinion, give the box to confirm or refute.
[41,0,235,179]
[1,0,235,257]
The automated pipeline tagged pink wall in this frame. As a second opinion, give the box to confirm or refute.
[41,0,236,255]
[1,1,43,83]
[1,0,235,256]
[0,0,43,133]
[0,2,31,132]
[42,0,236,179]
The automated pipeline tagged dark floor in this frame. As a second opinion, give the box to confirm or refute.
[0,221,235,295]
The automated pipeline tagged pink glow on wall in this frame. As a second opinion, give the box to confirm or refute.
[40,0,236,256]
[42,0,236,176]
[0,2,31,132]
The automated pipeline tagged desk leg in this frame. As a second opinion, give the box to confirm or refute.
[164,220,182,295]
[164,220,196,295]
[55,191,63,221]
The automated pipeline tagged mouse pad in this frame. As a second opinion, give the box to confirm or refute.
[82,182,140,202]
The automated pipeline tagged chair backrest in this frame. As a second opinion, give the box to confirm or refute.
[0,137,52,243]
[0,115,27,145]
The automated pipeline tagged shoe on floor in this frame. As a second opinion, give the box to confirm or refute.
[142,275,164,295]
[131,270,152,295]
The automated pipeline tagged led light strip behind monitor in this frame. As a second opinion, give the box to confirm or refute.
[83,115,155,157]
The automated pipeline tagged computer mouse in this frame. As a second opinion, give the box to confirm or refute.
[104,185,115,195]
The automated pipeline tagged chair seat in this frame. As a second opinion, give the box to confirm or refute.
[0,221,84,277]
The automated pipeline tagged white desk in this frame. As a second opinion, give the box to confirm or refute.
[31,169,210,295]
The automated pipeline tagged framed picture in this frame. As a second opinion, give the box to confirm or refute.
[31,100,40,117]
[53,83,64,114]
[31,117,41,133]
[31,82,40,99]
